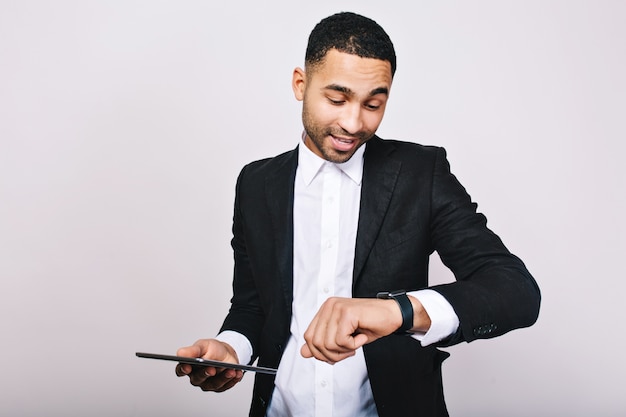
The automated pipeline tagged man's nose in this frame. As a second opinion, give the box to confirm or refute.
[338,104,363,135]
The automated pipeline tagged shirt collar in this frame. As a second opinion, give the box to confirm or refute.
[297,133,365,186]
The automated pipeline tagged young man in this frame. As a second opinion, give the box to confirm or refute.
[176,12,540,417]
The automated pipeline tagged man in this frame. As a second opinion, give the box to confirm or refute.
[176,12,540,417]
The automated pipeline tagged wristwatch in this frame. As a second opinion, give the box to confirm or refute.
[376,290,414,333]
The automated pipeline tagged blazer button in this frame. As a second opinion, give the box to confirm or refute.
[275,344,283,352]
[255,395,266,408]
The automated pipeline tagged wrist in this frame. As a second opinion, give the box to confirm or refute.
[222,342,240,364]
[407,295,431,333]
[377,290,414,333]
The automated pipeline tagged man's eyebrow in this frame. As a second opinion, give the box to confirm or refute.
[370,87,389,97]
[323,84,389,97]
[324,84,353,95]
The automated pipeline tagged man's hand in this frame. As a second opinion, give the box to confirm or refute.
[301,296,431,364]
[175,339,244,392]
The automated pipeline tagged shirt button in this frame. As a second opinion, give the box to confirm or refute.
[320,380,327,388]
[323,287,330,294]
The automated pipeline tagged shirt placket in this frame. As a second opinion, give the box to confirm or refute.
[315,163,341,417]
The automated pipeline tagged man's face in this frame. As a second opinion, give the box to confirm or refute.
[292,49,392,163]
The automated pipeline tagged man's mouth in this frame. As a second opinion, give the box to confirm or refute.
[330,135,358,152]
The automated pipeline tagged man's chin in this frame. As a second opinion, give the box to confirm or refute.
[323,149,355,164]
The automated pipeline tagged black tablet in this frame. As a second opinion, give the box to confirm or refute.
[135,352,277,375]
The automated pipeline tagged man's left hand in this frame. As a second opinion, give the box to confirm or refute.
[300,296,430,364]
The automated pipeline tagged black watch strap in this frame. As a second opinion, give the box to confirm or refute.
[377,290,414,333]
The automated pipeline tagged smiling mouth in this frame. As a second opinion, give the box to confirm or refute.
[334,136,355,143]
[331,135,358,151]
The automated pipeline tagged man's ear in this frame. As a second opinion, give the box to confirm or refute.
[292,67,306,101]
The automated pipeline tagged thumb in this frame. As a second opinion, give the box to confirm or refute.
[351,333,369,350]
[177,345,202,358]
[300,344,313,358]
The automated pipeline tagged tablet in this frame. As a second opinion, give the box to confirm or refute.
[135,352,277,375]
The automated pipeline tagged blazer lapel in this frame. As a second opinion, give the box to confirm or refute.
[262,140,400,302]
[353,138,402,289]
[265,148,298,312]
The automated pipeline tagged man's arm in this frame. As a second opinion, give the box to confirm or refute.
[428,147,541,345]
[218,164,267,349]
[175,164,266,392]
[301,146,540,362]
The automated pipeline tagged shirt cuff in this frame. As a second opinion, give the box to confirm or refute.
[407,289,459,346]
[215,330,253,365]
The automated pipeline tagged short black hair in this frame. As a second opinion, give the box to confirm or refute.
[305,12,396,77]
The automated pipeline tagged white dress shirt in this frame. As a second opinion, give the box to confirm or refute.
[217,137,460,417]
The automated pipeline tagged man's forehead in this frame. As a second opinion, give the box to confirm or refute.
[307,50,393,88]
[308,49,392,73]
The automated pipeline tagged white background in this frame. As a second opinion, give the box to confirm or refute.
[1,1,625,416]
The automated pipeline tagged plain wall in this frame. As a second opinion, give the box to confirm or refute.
[1,1,625,416]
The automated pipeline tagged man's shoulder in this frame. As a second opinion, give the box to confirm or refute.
[238,147,298,180]
[368,136,443,161]
[246,147,296,168]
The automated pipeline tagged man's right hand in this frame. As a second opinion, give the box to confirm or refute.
[175,339,244,392]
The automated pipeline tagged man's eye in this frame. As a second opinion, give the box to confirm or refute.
[365,103,381,110]
[328,98,345,105]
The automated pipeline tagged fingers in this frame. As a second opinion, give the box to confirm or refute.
[179,365,244,392]
[211,369,244,393]
[302,297,397,364]
[175,363,191,377]
[175,339,243,392]
[302,298,360,364]
[301,342,355,364]
[175,341,211,377]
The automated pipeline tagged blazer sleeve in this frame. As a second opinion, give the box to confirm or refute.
[428,147,541,345]
[218,163,265,359]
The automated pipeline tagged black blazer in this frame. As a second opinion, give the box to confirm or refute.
[220,137,541,417]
